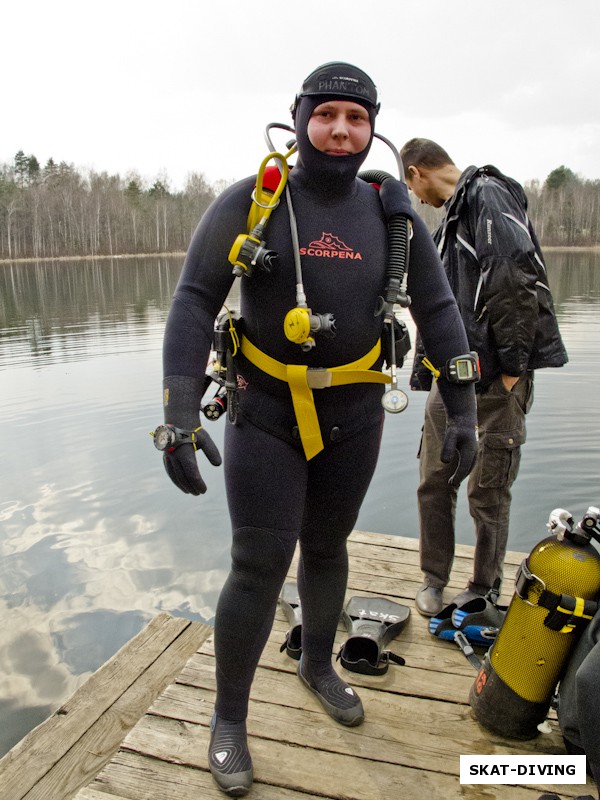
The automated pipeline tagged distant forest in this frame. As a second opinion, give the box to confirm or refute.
[0,151,598,260]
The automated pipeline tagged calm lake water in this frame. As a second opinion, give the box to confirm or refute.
[1,250,599,755]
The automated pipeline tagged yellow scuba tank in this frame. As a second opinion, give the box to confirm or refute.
[469,506,600,739]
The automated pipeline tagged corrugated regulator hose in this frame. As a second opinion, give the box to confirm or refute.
[359,169,411,307]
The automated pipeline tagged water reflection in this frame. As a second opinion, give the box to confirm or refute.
[0,257,183,369]
[0,251,599,756]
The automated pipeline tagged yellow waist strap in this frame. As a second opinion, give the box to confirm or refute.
[240,335,391,460]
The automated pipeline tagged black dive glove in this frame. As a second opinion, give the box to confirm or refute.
[437,383,478,488]
[161,375,222,495]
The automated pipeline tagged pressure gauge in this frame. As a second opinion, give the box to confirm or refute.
[382,388,408,414]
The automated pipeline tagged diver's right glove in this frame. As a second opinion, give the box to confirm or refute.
[157,375,222,495]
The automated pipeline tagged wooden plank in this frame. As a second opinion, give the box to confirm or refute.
[201,617,480,683]
[345,544,520,589]
[149,677,565,774]
[21,621,211,800]
[188,645,475,707]
[118,712,563,800]
[74,791,117,800]
[349,530,526,567]
[0,614,211,800]
[82,750,327,800]
[199,605,492,688]
[343,570,516,606]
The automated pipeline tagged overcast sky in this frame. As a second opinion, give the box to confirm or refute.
[4,0,599,191]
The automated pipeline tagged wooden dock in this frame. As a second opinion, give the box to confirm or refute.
[0,531,594,800]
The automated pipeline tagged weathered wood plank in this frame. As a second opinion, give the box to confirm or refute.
[118,712,563,800]
[330,534,517,604]
[185,645,476,707]
[20,621,211,800]
[345,547,520,590]
[74,791,118,800]
[148,676,565,774]
[349,530,526,567]
[0,615,211,800]
[82,750,327,800]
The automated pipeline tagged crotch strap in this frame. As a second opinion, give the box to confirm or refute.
[240,336,391,460]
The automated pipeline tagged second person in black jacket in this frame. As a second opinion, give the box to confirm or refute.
[400,137,568,617]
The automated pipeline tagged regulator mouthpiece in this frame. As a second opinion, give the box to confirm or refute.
[310,312,336,338]
[229,231,278,278]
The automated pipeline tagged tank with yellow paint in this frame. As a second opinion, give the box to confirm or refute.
[491,535,600,703]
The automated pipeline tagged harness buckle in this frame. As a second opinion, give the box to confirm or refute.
[306,368,332,389]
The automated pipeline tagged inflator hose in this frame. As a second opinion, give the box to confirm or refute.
[359,170,411,305]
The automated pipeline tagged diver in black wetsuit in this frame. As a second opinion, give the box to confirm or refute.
[158,62,478,796]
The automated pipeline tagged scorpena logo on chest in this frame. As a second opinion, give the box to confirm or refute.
[300,232,362,261]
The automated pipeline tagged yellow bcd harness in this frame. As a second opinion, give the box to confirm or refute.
[240,335,391,460]
[222,143,406,458]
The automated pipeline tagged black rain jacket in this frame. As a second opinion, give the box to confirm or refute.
[411,165,568,392]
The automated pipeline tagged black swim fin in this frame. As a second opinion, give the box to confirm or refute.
[279,582,302,660]
[337,596,410,675]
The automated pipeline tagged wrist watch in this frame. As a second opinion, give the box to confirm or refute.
[151,424,201,452]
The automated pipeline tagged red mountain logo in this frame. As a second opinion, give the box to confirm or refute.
[300,232,362,260]
[310,233,352,251]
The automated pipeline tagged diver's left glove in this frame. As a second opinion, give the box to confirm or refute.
[437,383,478,488]
[158,375,222,495]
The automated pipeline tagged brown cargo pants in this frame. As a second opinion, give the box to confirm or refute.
[417,373,534,595]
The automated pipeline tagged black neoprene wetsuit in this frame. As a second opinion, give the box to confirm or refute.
[163,160,473,721]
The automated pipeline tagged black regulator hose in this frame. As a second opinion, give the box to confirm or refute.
[386,214,411,306]
[359,170,411,307]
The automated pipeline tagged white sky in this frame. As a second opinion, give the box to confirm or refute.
[3,0,599,191]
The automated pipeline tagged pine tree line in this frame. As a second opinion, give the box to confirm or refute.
[0,152,223,260]
[409,166,600,248]
[1,154,598,260]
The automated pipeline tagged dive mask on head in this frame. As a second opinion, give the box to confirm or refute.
[291,61,380,119]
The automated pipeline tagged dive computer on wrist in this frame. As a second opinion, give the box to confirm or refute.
[443,352,480,384]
